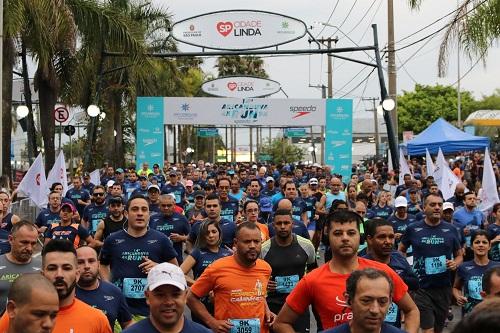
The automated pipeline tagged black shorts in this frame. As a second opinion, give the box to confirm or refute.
[269,302,310,333]
[414,287,452,332]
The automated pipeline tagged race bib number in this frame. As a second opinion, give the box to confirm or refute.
[424,255,447,275]
[307,211,312,219]
[229,318,260,333]
[468,278,483,300]
[275,275,299,294]
[122,278,147,298]
[174,193,181,204]
[384,303,398,323]
[465,225,480,247]
[91,219,100,233]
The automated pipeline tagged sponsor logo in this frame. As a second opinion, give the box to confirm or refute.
[226,81,254,92]
[115,239,125,244]
[217,20,262,37]
[173,103,198,120]
[104,295,115,301]
[143,138,157,146]
[147,239,158,244]
[227,82,237,91]
[220,99,268,124]
[290,105,317,119]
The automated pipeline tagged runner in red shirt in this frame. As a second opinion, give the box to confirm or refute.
[273,210,419,333]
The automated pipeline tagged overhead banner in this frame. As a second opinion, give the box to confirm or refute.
[171,10,307,50]
[201,76,281,98]
[162,97,326,126]
[136,97,165,168]
[325,99,353,180]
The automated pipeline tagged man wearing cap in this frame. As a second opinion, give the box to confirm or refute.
[95,196,127,242]
[151,163,165,187]
[218,178,240,223]
[387,197,417,252]
[115,168,126,184]
[161,171,187,209]
[45,202,99,249]
[186,190,206,225]
[82,172,96,194]
[407,188,423,218]
[133,175,150,198]
[82,185,109,236]
[66,175,91,217]
[147,184,161,215]
[123,263,210,333]
[124,172,140,199]
[261,176,279,198]
[185,180,195,207]
[150,195,190,264]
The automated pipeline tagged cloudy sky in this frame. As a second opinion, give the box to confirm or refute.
[154,0,500,115]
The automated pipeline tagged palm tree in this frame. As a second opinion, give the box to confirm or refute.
[408,0,500,76]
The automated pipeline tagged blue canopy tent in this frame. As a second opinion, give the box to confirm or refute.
[400,118,490,155]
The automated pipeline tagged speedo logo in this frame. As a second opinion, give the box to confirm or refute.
[290,105,317,118]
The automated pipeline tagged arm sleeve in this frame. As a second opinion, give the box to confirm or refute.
[385,266,409,302]
[117,293,133,324]
[161,237,177,262]
[285,276,313,315]
[190,263,217,298]
[400,226,411,249]
[78,225,90,239]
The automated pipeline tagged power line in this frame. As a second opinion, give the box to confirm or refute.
[345,0,378,35]
[328,0,359,38]
[314,0,341,38]
[396,53,418,84]
[339,67,376,99]
[450,50,487,86]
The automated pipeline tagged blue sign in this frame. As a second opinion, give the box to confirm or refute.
[197,128,219,137]
[325,99,353,180]
[284,127,307,138]
[136,97,164,168]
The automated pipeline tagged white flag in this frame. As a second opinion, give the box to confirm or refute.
[47,151,68,196]
[439,164,461,200]
[434,148,447,187]
[387,149,394,173]
[479,147,500,211]
[17,153,48,208]
[399,148,412,185]
[425,148,435,178]
[90,169,100,187]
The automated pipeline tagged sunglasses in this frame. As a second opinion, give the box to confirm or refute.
[93,193,105,197]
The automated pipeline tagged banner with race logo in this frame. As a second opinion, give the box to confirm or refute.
[136,97,164,168]
[324,99,353,180]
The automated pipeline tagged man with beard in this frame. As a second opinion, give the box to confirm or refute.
[261,210,316,333]
[147,184,161,215]
[99,195,178,317]
[321,269,406,333]
[94,196,127,242]
[446,183,466,209]
[187,222,276,333]
[453,191,485,251]
[0,239,112,332]
[82,185,109,236]
[4,274,59,333]
[76,246,133,329]
[65,176,91,217]
[161,170,186,209]
[36,191,62,233]
[274,210,419,333]
[0,221,42,313]
[282,181,308,226]
[364,218,420,328]
[217,178,239,223]
[122,263,211,333]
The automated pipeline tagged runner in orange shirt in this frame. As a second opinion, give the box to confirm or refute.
[187,222,275,333]
[0,239,111,333]
[273,210,420,333]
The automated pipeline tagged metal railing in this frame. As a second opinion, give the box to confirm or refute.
[11,198,40,223]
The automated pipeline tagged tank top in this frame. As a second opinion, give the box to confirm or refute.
[103,216,127,240]
[0,213,13,232]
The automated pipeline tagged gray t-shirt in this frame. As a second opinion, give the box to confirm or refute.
[0,254,42,313]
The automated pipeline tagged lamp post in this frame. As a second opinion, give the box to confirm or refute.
[186,147,194,163]
[307,146,317,164]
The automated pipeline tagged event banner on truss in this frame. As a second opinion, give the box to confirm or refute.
[324,99,353,180]
[136,96,352,169]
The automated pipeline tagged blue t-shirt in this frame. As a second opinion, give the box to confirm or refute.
[401,220,461,289]
[453,207,485,247]
[219,197,239,223]
[161,183,186,207]
[302,196,317,221]
[228,190,244,202]
[322,322,406,333]
[99,229,177,316]
[82,182,95,194]
[65,187,91,216]
[44,223,89,247]
[325,192,346,211]
[406,202,421,216]
[76,280,132,328]
[124,182,141,199]
[150,213,190,264]
[261,187,280,198]
[82,203,108,235]
[132,187,149,198]
[487,223,500,261]
[387,214,416,251]
[123,316,211,333]
[368,205,394,219]
[456,260,500,314]
[268,218,310,240]
[190,247,232,279]
[35,209,61,227]
[189,219,236,249]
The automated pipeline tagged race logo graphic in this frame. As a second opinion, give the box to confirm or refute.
[216,20,262,37]
[221,99,268,124]
[174,103,197,120]
[290,105,317,119]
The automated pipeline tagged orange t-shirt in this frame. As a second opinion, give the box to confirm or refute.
[0,298,111,333]
[256,223,270,242]
[191,255,272,333]
[285,257,408,330]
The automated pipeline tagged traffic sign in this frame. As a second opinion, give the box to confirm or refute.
[64,125,76,136]
[284,127,307,138]
[259,154,272,161]
[54,106,69,123]
[197,128,219,137]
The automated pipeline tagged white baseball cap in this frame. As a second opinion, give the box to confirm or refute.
[394,196,408,208]
[443,202,455,211]
[265,176,275,183]
[106,180,115,188]
[147,263,187,291]
[309,178,319,185]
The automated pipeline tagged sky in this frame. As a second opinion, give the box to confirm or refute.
[153,0,500,115]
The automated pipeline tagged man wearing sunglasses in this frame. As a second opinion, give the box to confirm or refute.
[82,185,109,236]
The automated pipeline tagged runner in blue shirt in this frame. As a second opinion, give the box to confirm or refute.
[132,175,149,198]
[82,185,108,235]
[387,197,416,253]
[368,191,394,219]
[399,194,463,333]
[217,178,239,223]
[453,191,485,249]
[76,246,133,329]
[65,176,91,216]
[453,230,499,315]
[150,194,190,264]
[123,172,141,199]
[161,171,186,208]
[99,195,178,316]
[36,191,62,230]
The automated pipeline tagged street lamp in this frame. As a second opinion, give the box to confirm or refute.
[87,104,100,117]
[308,146,317,163]
[382,98,395,112]
[99,112,106,121]
[16,105,29,119]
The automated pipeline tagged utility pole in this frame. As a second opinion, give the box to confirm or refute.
[363,97,380,156]
[387,0,398,138]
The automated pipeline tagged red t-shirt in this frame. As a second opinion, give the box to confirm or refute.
[285,257,408,330]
